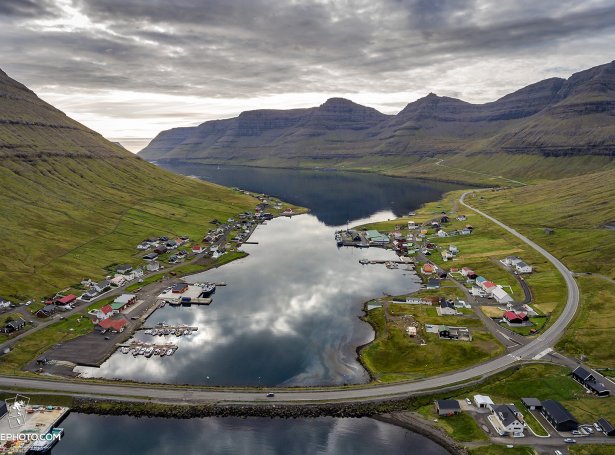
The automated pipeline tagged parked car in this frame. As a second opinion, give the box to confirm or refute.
[465,398,472,405]
[266,392,275,398]
[594,423,603,432]
[564,438,576,443]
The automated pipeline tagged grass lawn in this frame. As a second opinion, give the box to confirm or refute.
[360,304,504,382]
[569,446,615,455]
[468,445,536,455]
[417,404,488,442]
[0,313,93,374]
[557,277,615,368]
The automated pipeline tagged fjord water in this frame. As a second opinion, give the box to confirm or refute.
[55,414,450,455]
[83,164,464,386]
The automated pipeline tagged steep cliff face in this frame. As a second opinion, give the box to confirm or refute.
[139,60,615,162]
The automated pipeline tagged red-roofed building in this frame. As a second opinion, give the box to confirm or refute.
[503,311,529,324]
[422,263,436,275]
[480,281,497,293]
[192,245,204,253]
[55,294,77,305]
[97,317,128,333]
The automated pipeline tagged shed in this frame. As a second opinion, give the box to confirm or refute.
[473,394,494,409]
[521,397,542,411]
[435,399,461,416]
[541,400,578,432]
[597,418,615,436]
[56,294,77,305]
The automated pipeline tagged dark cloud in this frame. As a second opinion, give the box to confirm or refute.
[0,0,58,18]
[0,0,614,143]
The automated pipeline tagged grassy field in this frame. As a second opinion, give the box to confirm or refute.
[557,276,615,367]
[360,303,503,382]
[569,446,615,455]
[417,405,488,442]
[468,445,536,455]
[0,313,93,374]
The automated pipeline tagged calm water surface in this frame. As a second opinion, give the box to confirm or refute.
[54,414,450,455]
[80,165,464,386]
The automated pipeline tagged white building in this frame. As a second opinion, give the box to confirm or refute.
[490,404,525,437]
[437,230,448,238]
[492,287,514,304]
[514,261,533,274]
[473,394,495,409]
[146,261,160,272]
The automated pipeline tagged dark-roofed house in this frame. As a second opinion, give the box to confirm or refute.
[597,418,615,436]
[435,399,461,416]
[521,398,542,411]
[0,401,7,418]
[541,400,578,432]
[37,304,57,318]
[491,404,525,437]
[93,280,111,294]
[3,317,26,333]
[427,278,440,289]
[571,366,610,397]
[116,264,133,274]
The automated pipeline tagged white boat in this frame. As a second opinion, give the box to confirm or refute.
[131,348,139,356]
[144,329,152,335]
[145,347,154,358]
[160,349,166,357]
[359,259,369,265]
[166,348,174,356]
[154,348,160,356]
[183,329,190,335]
[121,347,129,354]
[138,348,146,355]
[170,329,176,335]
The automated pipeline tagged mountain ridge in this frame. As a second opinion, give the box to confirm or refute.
[140,60,615,169]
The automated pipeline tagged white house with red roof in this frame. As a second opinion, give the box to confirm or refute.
[88,304,113,322]
[192,245,204,254]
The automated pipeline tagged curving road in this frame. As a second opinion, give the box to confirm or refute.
[0,191,580,403]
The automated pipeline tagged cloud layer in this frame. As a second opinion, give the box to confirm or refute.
[1,0,615,149]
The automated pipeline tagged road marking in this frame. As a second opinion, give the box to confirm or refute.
[532,347,553,360]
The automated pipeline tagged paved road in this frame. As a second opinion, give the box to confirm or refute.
[0,191,581,403]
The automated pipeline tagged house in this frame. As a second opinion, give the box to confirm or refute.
[365,230,389,245]
[521,398,542,411]
[136,242,149,250]
[502,256,521,266]
[192,245,204,254]
[456,215,467,221]
[133,268,144,278]
[88,304,113,322]
[490,404,525,437]
[171,282,189,293]
[514,262,533,274]
[470,286,487,297]
[96,316,128,333]
[479,280,497,293]
[421,263,436,275]
[81,289,98,301]
[407,220,418,230]
[503,311,529,324]
[448,245,459,255]
[440,215,450,223]
[37,304,57,317]
[571,366,610,397]
[143,252,158,261]
[474,395,495,409]
[441,250,454,260]
[461,267,474,277]
[406,326,417,337]
[492,287,514,304]
[426,278,440,289]
[475,276,487,285]
[437,299,457,316]
[597,418,615,436]
[111,294,137,313]
[0,297,12,308]
[541,400,578,432]
[55,294,77,306]
[436,229,448,238]
[93,280,111,294]
[154,245,169,255]
[460,228,472,235]
[3,317,26,333]
[435,399,461,416]
[110,275,126,287]
[146,261,160,272]
[116,264,133,274]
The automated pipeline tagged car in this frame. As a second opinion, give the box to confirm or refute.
[266,393,275,398]
[555,450,563,455]
[564,438,576,443]
[572,430,581,435]
[465,398,472,405]
[104,336,110,340]
[594,423,603,432]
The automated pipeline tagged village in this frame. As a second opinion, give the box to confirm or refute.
[0,191,300,372]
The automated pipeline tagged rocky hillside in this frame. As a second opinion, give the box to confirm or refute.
[140,61,615,172]
[0,68,256,298]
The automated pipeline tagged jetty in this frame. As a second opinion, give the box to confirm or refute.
[0,404,69,454]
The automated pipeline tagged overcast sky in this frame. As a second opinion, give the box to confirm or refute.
[2,0,615,151]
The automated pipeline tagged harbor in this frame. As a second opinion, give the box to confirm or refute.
[0,401,69,454]
[117,339,179,357]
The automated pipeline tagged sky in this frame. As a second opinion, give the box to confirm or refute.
[1,0,615,152]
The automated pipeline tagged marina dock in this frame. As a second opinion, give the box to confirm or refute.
[0,404,69,454]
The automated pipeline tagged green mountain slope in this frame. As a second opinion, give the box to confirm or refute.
[0,68,257,299]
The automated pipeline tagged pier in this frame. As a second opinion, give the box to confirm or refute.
[0,404,69,454]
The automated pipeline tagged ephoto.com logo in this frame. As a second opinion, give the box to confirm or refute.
[5,394,30,429]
